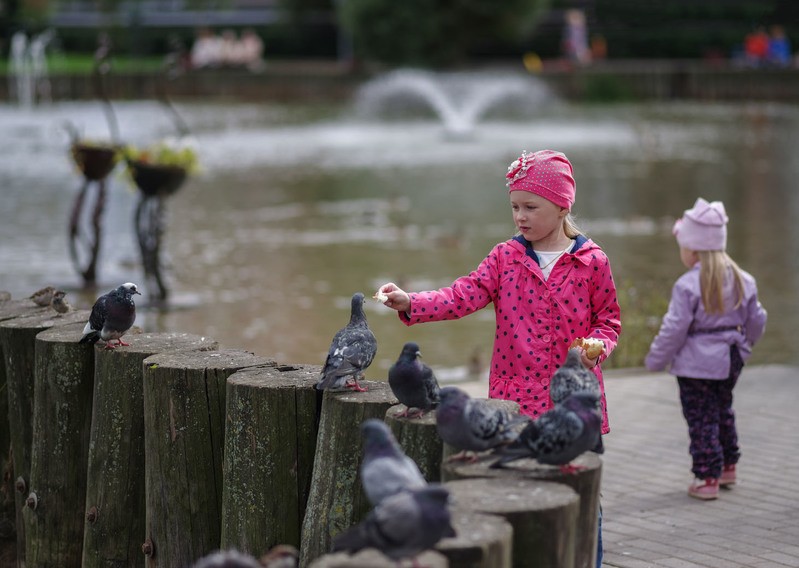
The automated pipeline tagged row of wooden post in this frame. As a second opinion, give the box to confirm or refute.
[0,294,601,568]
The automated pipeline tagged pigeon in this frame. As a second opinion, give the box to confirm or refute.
[388,342,441,418]
[192,549,263,568]
[259,545,299,568]
[550,348,601,406]
[360,419,426,507]
[29,286,57,307]
[332,484,456,562]
[435,386,528,462]
[50,290,71,315]
[316,292,377,392]
[551,347,604,454]
[490,391,602,473]
[79,282,140,349]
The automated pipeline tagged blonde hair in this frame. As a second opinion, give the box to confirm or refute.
[697,250,745,314]
[564,213,583,239]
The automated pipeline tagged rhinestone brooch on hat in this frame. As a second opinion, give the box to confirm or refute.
[506,150,534,186]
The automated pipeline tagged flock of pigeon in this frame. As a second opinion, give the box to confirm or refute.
[315,291,604,563]
[26,283,601,564]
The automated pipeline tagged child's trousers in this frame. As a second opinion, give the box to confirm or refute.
[677,345,743,480]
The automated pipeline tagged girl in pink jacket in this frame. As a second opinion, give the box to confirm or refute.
[378,150,621,433]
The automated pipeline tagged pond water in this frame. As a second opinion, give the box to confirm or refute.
[1,91,797,381]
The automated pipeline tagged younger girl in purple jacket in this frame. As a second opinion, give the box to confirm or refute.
[645,198,767,501]
[377,149,622,429]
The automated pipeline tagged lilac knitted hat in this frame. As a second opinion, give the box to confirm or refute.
[673,197,728,251]
[506,150,576,209]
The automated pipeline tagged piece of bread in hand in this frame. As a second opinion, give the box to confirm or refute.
[569,337,605,360]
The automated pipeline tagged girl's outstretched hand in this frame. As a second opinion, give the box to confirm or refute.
[580,350,599,369]
[376,283,411,313]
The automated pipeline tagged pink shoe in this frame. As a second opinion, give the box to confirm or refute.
[720,464,736,487]
[688,477,719,500]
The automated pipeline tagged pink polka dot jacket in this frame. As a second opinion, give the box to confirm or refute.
[399,234,621,434]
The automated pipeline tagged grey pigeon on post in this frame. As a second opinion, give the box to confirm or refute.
[360,419,426,507]
[332,484,456,562]
[550,348,601,405]
[29,286,56,307]
[490,391,602,473]
[436,386,528,462]
[388,342,441,418]
[79,282,140,349]
[317,292,377,392]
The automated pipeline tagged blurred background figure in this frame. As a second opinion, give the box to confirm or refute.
[240,28,265,72]
[191,27,222,69]
[562,9,591,66]
[743,26,769,67]
[767,25,792,67]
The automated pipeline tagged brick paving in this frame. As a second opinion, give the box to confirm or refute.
[459,364,799,568]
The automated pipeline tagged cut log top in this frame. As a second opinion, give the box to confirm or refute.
[0,298,49,322]
[445,477,578,513]
[143,348,274,371]
[94,331,219,355]
[0,308,89,331]
[443,452,601,481]
[228,362,322,389]
[322,380,398,405]
[309,549,449,567]
[35,319,95,343]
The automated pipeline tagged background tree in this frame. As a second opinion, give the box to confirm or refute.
[336,0,551,68]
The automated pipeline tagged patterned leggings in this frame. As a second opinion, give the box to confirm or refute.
[677,346,743,480]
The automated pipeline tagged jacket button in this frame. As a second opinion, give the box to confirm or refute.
[543,334,551,342]
[543,290,551,298]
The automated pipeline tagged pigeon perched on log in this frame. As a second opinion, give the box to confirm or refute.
[388,342,441,418]
[79,282,140,349]
[317,292,377,392]
[490,391,602,473]
[550,347,601,406]
[332,484,456,562]
[436,386,528,462]
[360,419,426,506]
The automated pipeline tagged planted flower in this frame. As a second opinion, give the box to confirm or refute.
[120,137,199,197]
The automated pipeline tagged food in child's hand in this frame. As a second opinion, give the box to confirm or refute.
[373,290,389,303]
[569,337,605,360]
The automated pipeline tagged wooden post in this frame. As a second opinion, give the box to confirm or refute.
[82,332,219,568]
[24,321,96,567]
[141,349,273,568]
[299,381,398,567]
[444,477,579,568]
[384,404,442,482]
[437,510,513,568]
[220,363,321,556]
[0,308,88,566]
[442,453,602,568]
[309,549,449,567]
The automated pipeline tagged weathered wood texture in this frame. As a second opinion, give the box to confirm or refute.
[220,363,321,556]
[440,399,521,469]
[0,308,87,566]
[444,477,579,568]
[384,404,442,482]
[436,509,513,568]
[299,381,399,567]
[82,332,219,568]
[442,453,602,568]
[141,349,273,568]
[24,321,96,567]
[309,549,449,567]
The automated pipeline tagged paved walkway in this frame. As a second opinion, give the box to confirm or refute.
[461,364,799,567]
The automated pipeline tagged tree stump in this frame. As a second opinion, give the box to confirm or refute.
[141,349,272,568]
[82,332,219,568]
[309,549,449,567]
[220,363,321,556]
[442,453,602,568]
[0,308,88,565]
[23,321,96,567]
[440,399,521,469]
[384,404,442,482]
[299,381,398,567]
[436,509,513,568]
[444,477,579,568]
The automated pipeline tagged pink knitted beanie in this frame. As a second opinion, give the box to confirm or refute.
[673,197,728,251]
[506,150,576,209]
